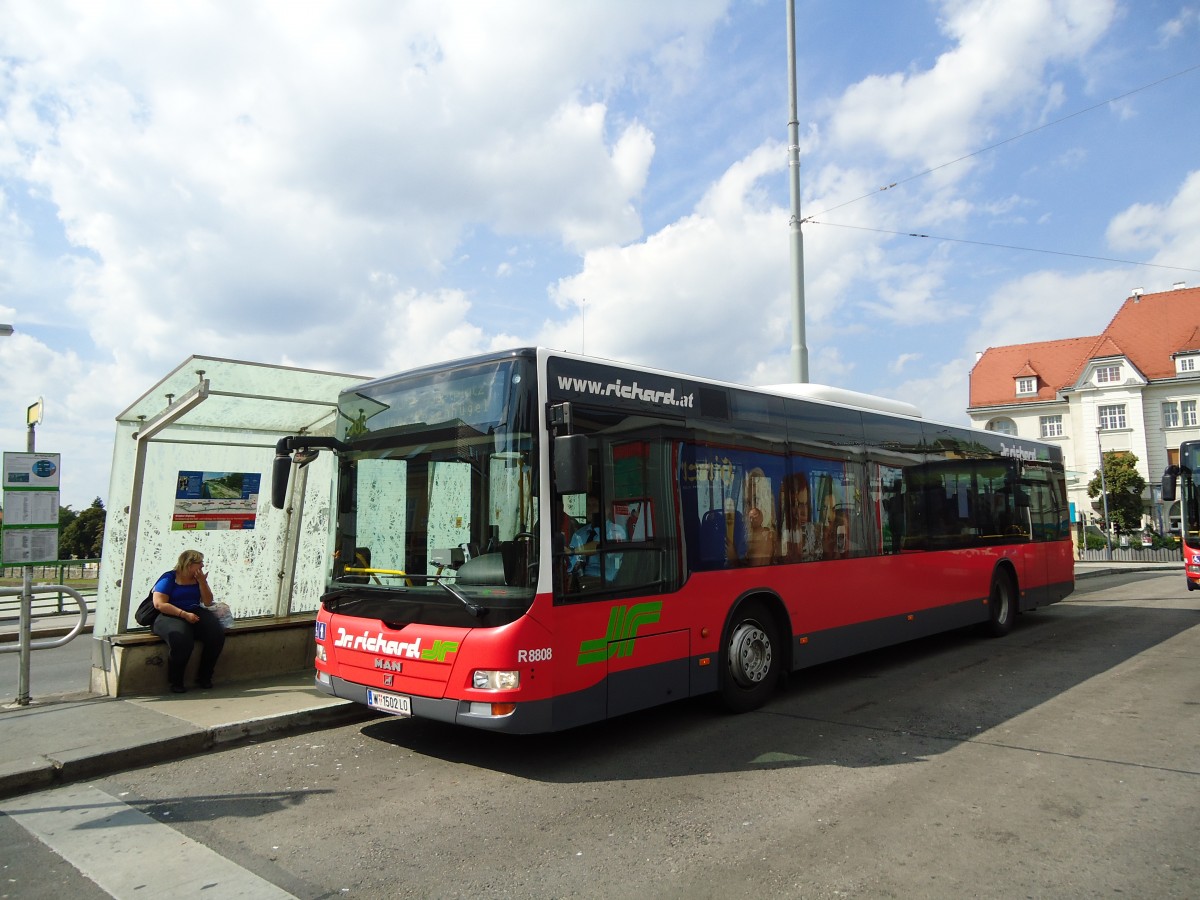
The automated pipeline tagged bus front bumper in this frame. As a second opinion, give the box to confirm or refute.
[315,671,556,733]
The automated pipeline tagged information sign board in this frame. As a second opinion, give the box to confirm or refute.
[2,451,61,565]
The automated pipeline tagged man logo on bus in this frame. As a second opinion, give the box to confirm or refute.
[577,602,663,665]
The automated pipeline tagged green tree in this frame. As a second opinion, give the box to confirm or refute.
[1087,452,1146,533]
[60,497,106,559]
[58,504,78,532]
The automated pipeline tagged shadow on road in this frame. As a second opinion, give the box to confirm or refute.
[361,594,1199,783]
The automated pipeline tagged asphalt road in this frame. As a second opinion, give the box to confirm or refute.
[4,572,1198,899]
[0,626,94,703]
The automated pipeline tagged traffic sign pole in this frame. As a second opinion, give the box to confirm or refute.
[5,400,53,706]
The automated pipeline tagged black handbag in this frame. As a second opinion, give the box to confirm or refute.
[134,589,159,627]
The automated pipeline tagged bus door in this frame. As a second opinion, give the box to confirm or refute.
[1019,461,1070,605]
[559,429,686,717]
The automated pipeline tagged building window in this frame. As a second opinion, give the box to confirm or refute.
[1016,377,1036,396]
[1164,402,1180,428]
[1039,415,1063,438]
[1179,357,1197,374]
[986,418,1017,436]
[1098,404,1126,430]
[1096,365,1121,384]
[1184,400,1198,427]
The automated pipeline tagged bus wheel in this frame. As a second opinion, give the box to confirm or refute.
[719,601,780,712]
[985,571,1015,638]
[1186,576,1196,592]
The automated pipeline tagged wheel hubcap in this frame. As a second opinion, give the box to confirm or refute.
[728,621,772,687]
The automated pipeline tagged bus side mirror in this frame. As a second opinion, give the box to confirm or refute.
[1161,466,1179,503]
[271,444,293,510]
[554,434,588,495]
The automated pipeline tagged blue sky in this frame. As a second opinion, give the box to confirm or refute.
[1,0,1198,511]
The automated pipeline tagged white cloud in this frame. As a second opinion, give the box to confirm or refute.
[1106,169,1200,268]
[1158,6,1200,44]
[542,142,791,384]
[967,268,1129,353]
[891,352,923,374]
[828,0,1115,171]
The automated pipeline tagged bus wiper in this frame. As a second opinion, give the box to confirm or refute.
[321,585,405,609]
[438,580,487,618]
[321,588,361,610]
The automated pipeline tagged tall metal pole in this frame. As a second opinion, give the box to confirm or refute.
[16,419,35,705]
[1097,428,1113,561]
[786,0,809,383]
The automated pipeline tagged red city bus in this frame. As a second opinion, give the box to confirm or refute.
[271,348,1074,733]
[1161,440,1200,591]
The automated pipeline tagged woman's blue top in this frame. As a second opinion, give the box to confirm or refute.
[153,571,203,611]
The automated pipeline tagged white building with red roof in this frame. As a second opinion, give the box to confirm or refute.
[967,284,1200,534]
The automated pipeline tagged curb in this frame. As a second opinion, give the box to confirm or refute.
[1074,565,1183,580]
[0,702,374,802]
[0,625,94,644]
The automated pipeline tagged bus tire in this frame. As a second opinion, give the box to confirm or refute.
[1186,576,1196,592]
[719,600,781,713]
[985,570,1016,638]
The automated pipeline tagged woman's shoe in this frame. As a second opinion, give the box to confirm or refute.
[196,679,213,690]
[170,683,187,694]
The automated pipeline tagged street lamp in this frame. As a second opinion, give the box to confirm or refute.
[1097,427,1113,560]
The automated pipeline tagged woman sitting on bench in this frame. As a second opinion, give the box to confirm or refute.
[151,549,226,693]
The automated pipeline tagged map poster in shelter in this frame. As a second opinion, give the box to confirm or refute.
[172,471,261,531]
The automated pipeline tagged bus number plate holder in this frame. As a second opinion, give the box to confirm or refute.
[367,689,412,716]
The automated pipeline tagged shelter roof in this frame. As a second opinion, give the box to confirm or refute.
[115,356,370,435]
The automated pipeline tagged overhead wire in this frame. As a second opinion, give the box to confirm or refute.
[804,221,1200,274]
[799,62,1200,273]
[801,61,1200,223]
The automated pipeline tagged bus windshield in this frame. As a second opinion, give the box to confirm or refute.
[328,356,539,626]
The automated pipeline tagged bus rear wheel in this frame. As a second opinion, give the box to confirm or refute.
[719,600,781,713]
[985,570,1016,637]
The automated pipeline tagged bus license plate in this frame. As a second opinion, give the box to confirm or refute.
[367,689,412,716]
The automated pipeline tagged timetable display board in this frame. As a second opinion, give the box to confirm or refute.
[2,452,61,565]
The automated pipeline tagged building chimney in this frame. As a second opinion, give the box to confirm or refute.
[1173,282,1187,290]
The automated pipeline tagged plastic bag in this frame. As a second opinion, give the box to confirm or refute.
[210,601,234,631]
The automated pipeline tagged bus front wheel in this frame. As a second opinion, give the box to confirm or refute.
[719,600,781,713]
[985,571,1016,637]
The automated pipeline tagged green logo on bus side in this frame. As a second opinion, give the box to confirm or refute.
[577,602,663,665]
[420,639,459,662]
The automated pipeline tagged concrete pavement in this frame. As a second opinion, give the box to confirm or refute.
[0,560,1183,801]
[0,670,373,800]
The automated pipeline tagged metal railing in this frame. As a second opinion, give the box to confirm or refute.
[1,583,90,706]
[0,559,98,620]
[1079,547,1181,563]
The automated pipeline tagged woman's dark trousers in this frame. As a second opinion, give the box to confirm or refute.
[151,607,225,688]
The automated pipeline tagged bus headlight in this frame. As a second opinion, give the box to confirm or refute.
[472,669,520,690]
[315,643,327,662]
